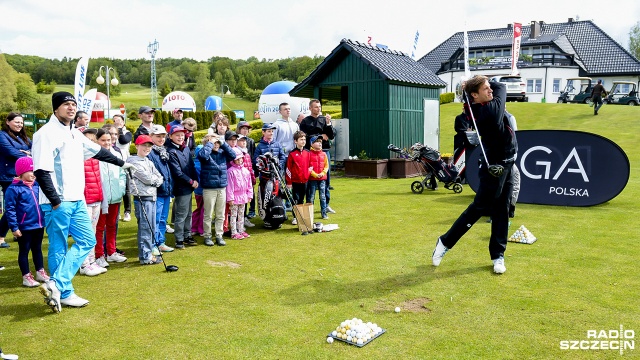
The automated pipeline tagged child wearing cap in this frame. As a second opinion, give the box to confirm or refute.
[307,135,330,219]
[166,125,199,248]
[147,125,174,252]
[4,157,49,287]
[226,148,254,239]
[127,135,164,265]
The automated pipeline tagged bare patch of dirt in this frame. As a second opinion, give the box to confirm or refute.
[375,297,432,313]
[207,260,241,268]
[401,297,432,313]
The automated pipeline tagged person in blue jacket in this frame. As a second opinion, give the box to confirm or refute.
[0,112,32,249]
[5,157,49,287]
[198,134,236,246]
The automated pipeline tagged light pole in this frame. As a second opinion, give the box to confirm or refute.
[96,66,119,120]
[221,84,231,97]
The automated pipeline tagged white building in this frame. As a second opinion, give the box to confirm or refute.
[419,19,640,103]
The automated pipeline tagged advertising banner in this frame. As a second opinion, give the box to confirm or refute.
[511,23,522,75]
[465,130,629,206]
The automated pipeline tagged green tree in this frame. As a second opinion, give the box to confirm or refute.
[194,63,216,109]
[630,21,640,59]
[159,82,172,98]
[222,68,236,92]
[0,54,18,111]
[15,73,45,112]
[158,70,185,90]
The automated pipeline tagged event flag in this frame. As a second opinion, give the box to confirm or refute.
[74,57,89,109]
[81,88,97,120]
[463,27,471,80]
[511,23,522,75]
[411,30,419,60]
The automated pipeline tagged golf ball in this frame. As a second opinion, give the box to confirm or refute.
[327,337,334,344]
[395,307,401,313]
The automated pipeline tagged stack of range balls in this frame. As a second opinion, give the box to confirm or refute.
[508,225,537,244]
[327,318,384,346]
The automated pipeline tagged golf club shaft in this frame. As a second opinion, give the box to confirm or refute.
[462,91,491,166]
[127,169,169,270]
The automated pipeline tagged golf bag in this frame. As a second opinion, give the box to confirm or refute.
[256,153,287,229]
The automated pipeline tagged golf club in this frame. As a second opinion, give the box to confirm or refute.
[127,169,179,272]
[461,90,505,177]
[266,155,313,235]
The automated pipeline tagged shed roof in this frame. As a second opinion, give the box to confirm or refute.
[418,20,640,76]
[290,39,446,97]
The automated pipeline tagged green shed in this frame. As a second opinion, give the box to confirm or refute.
[290,39,447,159]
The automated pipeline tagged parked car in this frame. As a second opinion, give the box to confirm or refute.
[557,77,593,103]
[603,81,639,106]
[490,75,527,102]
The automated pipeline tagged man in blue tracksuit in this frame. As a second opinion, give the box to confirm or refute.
[33,92,136,312]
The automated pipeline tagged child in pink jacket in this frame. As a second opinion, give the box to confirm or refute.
[226,148,253,239]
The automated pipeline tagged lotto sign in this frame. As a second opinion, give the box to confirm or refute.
[466,130,630,206]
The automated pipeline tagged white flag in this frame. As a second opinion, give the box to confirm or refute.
[81,88,97,120]
[463,28,471,80]
[74,57,89,106]
[511,23,522,75]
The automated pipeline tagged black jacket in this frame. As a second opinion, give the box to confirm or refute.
[166,141,198,196]
[469,81,518,164]
[299,115,336,150]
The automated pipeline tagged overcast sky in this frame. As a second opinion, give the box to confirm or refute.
[1,0,638,61]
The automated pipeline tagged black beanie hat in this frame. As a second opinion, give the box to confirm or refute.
[52,92,77,111]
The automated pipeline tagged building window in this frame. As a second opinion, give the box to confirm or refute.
[527,79,542,93]
[553,78,561,93]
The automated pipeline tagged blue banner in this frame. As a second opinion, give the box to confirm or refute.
[466,130,630,206]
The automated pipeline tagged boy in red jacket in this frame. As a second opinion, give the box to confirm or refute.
[306,135,329,219]
[285,131,311,225]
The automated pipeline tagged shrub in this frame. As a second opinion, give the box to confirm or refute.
[440,92,455,104]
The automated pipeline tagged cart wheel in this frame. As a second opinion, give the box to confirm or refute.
[411,181,424,194]
[453,184,463,194]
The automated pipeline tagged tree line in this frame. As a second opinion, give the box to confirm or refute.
[4,54,323,97]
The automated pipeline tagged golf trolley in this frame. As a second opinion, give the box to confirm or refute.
[388,143,463,194]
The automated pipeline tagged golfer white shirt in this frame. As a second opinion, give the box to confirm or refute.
[32,114,101,204]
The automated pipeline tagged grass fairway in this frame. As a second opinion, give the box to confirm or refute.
[0,102,638,359]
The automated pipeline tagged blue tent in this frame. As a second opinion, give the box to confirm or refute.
[205,96,222,111]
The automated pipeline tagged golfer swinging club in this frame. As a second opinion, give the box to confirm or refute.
[432,75,518,274]
[34,92,137,312]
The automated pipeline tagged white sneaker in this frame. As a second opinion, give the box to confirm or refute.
[152,248,160,256]
[326,206,336,214]
[432,237,449,267]
[493,257,506,274]
[292,218,298,225]
[35,268,50,282]
[244,218,255,228]
[123,212,131,222]
[107,252,127,263]
[165,225,175,234]
[95,256,110,268]
[158,244,174,252]
[79,263,102,276]
[23,273,40,287]
[60,294,89,307]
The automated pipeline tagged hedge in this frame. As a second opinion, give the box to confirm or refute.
[440,92,455,104]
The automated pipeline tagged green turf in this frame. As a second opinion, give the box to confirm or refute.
[0,102,638,359]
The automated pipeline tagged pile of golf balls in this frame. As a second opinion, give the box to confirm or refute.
[508,225,537,244]
[330,318,383,345]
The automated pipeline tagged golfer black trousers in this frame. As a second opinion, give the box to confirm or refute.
[440,162,514,260]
